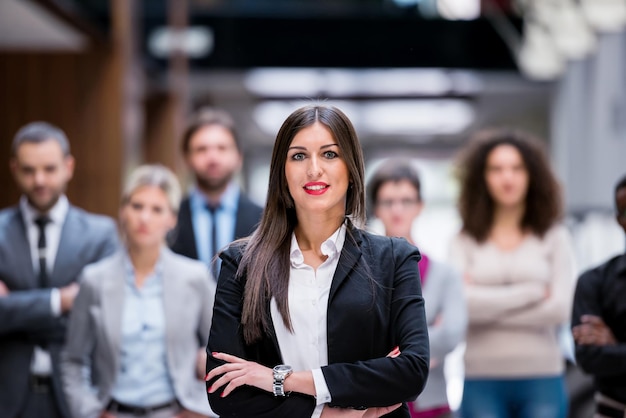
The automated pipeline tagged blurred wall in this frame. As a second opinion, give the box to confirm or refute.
[0,50,125,217]
[0,0,149,218]
[551,30,626,213]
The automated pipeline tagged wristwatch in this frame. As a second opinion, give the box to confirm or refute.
[272,364,293,397]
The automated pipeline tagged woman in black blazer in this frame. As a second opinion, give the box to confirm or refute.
[205,104,429,418]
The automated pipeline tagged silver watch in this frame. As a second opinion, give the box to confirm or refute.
[272,364,293,397]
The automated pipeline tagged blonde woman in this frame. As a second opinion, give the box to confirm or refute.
[62,165,216,418]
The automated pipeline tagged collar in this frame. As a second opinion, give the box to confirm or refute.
[19,194,69,226]
[122,247,166,285]
[289,222,347,267]
[190,181,239,212]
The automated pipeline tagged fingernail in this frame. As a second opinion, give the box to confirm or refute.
[212,352,218,356]
[220,392,226,398]
[207,385,213,392]
[204,373,210,381]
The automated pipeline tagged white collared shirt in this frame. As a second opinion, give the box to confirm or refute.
[19,194,69,375]
[270,224,346,418]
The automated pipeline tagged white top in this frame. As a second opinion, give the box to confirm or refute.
[271,224,346,418]
[448,224,576,378]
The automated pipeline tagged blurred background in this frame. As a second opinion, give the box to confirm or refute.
[1,0,625,410]
[2,0,625,262]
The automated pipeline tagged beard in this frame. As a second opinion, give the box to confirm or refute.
[27,187,63,213]
[196,173,233,194]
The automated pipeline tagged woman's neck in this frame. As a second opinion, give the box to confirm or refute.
[127,244,161,286]
[492,203,525,230]
[489,204,527,249]
[294,214,344,255]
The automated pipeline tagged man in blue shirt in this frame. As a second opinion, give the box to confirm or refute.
[170,108,263,279]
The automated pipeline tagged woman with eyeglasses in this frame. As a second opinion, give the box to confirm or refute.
[368,159,467,418]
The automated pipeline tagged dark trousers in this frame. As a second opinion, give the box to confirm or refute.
[18,377,63,418]
[565,361,595,418]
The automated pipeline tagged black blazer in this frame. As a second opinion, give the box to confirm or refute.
[206,228,430,418]
[170,192,263,260]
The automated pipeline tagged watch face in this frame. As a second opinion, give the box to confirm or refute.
[274,365,292,374]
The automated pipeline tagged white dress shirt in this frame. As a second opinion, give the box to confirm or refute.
[20,194,69,375]
[271,224,346,418]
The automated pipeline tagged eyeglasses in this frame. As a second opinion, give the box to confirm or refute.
[376,198,420,210]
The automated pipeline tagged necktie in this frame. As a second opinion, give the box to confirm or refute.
[206,203,220,280]
[34,216,51,287]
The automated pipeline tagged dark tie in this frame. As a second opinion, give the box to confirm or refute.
[206,203,220,280]
[34,216,51,287]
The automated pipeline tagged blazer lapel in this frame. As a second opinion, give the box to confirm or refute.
[174,199,198,259]
[100,252,126,367]
[9,209,38,288]
[328,228,363,304]
[51,207,82,284]
[161,248,181,366]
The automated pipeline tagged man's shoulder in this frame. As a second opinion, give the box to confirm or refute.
[579,253,626,284]
[238,193,263,211]
[0,206,19,227]
[165,248,207,272]
[68,205,116,228]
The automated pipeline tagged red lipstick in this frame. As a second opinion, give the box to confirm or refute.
[303,182,329,195]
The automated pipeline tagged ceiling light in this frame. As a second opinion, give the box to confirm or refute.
[244,69,321,97]
[148,26,214,58]
[244,68,475,98]
[253,100,474,138]
[518,20,565,81]
[581,0,626,32]
[436,0,481,20]
[548,3,597,60]
[360,100,474,135]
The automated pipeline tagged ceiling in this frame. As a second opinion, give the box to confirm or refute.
[1,0,552,161]
[0,0,88,50]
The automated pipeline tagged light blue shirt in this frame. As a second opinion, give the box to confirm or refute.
[190,182,240,274]
[110,251,176,407]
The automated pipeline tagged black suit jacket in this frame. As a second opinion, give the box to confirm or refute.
[206,228,430,418]
[0,205,119,418]
[170,192,263,260]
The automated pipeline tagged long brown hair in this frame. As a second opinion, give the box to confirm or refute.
[456,127,562,242]
[238,104,366,344]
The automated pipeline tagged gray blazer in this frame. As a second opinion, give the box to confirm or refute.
[61,248,215,418]
[414,259,467,411]
[0,205,119,418]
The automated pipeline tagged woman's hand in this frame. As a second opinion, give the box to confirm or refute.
[205,352,273,396]
[320,404,402,417]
